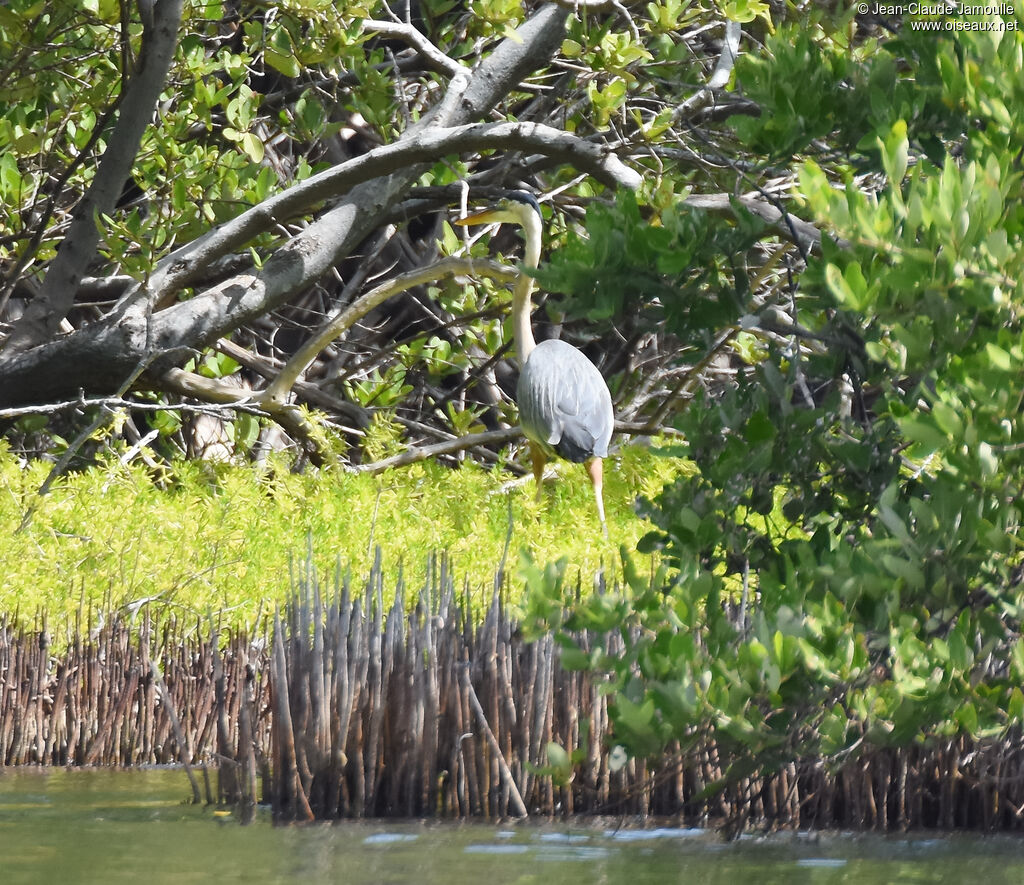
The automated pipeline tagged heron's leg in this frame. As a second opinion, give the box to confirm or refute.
[586,457,608,539]
[529,441,546,500]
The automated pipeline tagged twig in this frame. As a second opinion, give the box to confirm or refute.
[365,20,464,77]
[0,395,266,421]
[673,19,742,124]
[612,420,686,438]
[355,428,521,473]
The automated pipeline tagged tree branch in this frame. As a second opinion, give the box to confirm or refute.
[131,5,572,369]
[683,193,848,255]
[0,4,573,408]
[142,120,639,304]
[673,19,742,124]
[365,20,463,77]
[160,367,331,466]
[4,0,185,352]
[355,427,521,473]
[261,257,518,408]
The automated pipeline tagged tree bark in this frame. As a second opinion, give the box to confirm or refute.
[143,120,638,304]
[0,4,573,408]
[4,0,186,353]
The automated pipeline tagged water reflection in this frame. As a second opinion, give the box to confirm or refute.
[795,858,848,867]
[363,833,420,844]
[2,769,1024,885]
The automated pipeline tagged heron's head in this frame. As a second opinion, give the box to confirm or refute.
[454,191,542,228]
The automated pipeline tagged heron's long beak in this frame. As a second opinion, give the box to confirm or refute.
[453,208,502,226]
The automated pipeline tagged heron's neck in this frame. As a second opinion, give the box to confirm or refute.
[512,276,536,366]
[512,207,543,367]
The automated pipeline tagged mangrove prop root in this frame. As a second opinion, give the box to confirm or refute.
[2,561,1024,827]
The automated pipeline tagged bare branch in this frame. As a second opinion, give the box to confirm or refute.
[683,193,848,255]
[160,367,257,406]
[613,420,686,438]
[356,418,688,476]
[143,121,640,304]
[673,19,742,124]
[213,337,368,428]
[160,368,330,466]
[355,427,521,474]
[0,395,266,422]
[365,20,463,77]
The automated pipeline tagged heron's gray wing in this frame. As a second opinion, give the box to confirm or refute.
[517,339,613,462]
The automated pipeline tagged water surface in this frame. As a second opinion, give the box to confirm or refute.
[1,769,1022,883]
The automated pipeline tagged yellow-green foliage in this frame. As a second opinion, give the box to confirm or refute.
[0,443,686,626]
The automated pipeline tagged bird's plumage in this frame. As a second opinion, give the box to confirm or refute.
[518,339,613,463]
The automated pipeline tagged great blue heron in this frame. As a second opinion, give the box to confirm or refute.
[455,192,614,536]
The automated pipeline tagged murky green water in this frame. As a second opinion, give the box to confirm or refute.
[1,769,1023,883]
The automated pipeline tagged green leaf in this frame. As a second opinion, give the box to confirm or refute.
[879,554,924,590]
[878,119,909,188]
[825,262,868,310]
[265,48,301,78]
[1009,688,1024,724]
[614,694,655,733]
[930,402,962,438]
[240,132,264,164]
[233,413,260,451]
[0,152,21,198]
[985,342,1013,371]
[743,410,775,443]
[955,701,979,735]
[724,0,769,23]
[545,740,570,771]
[558,644,591,671]
[899,416,947,453]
